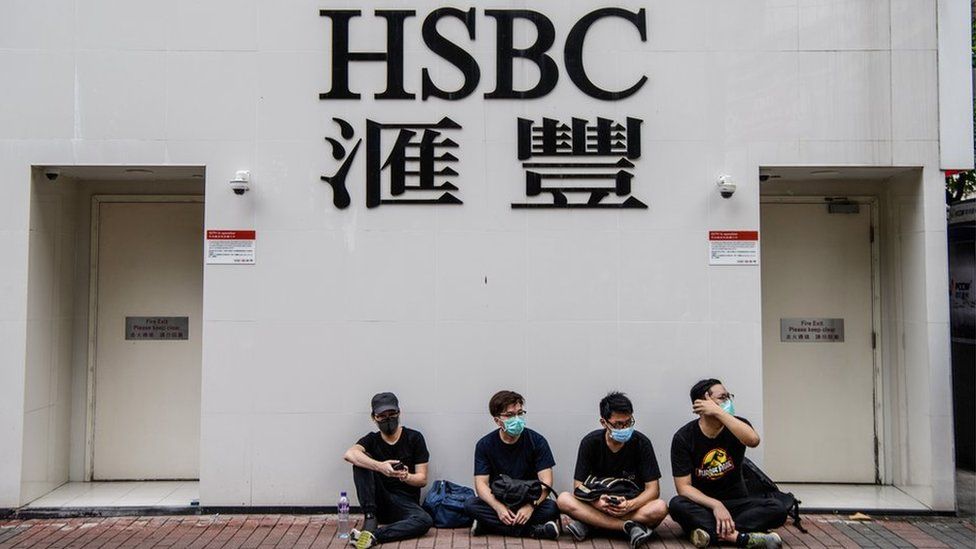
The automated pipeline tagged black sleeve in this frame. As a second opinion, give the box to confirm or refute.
[573,436,593,482]
[638,436,662,483]
[356,433,376,456]
[532,432,556,472]
[670,429,693,477]
[412,431,430,465]
[474,437,491,476]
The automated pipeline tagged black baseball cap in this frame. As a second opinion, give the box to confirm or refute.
[371,392,399,415]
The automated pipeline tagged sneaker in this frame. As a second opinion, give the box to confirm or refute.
[743,532,782,549]
[528,520,560,540]
[689,528,710,548]
[348,529,361,545]
[355,530,377,549]
[565,519,590,542]
[623,521,653,549]
[470,519,486,537]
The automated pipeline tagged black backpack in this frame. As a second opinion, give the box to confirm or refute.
[490,475,553,509]
[741,458,807,533]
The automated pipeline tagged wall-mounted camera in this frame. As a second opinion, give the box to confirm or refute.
[230,170,250,195]
[716,174,736,199]
[44,169,60,182]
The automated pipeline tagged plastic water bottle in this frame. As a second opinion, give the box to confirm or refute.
[338,491,350,539]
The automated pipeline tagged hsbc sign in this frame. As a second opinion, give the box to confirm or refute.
[319,8,649,101]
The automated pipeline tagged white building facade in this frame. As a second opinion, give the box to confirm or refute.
[0,0,972,512]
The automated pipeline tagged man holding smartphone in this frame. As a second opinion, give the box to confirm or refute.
[556,392,668,548]
[669,379,787,548]
[343,392,433,549]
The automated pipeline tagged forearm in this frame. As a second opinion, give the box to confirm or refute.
[629,484,659,508]
[344,448,383,472]
[475,477,505,511]
[403,472,427,488]
[720,415,760,447]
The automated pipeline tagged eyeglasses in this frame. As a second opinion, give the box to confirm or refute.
[374,412,400,421]
[497,410,527,419]
[712,393,735,403]
[604,417,636,430]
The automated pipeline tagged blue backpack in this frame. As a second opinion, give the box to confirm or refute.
[422,480,475,528]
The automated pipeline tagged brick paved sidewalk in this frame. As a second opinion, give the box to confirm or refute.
[0,515,973,549]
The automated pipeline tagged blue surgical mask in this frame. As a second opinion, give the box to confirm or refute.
[720,398,735,416]
[609,426,634,443]
[502,416,525,437]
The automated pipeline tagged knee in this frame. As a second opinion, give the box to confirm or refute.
[668,495,698,518]
[634,499,668,524]
[536,499,561,521]
[416,511,434,532]
[668,495,691,510]
[556,492,580,513]
[463,496,480,514]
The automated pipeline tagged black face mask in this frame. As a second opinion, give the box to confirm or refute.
[377,417,399,436]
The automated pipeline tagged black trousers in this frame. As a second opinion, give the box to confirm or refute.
[462,496,560,537]
[352,466,433,543]
[668,495,787,541]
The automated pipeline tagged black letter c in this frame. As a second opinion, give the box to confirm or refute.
[565,8,647,101]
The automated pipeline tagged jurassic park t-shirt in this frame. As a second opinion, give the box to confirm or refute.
[670,418,752,501]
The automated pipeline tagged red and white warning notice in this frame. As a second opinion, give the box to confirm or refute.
[708,231,759,266]
[206,230,256,265]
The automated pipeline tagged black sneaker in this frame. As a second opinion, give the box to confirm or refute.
[528,520,560,540]
[565,519,590,542]
[623,521,653,549]
[470,519,486,537]
[362,515,378,534]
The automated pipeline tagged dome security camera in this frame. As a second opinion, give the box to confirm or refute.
[230,171,250,195]
[717,174,736,199]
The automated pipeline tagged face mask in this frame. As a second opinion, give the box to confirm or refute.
[609,426,634,443]
[502,416,525,437]
[377,417,399,436]
[719,399,735,416]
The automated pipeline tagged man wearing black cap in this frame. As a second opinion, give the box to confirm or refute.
[343,392,433,549]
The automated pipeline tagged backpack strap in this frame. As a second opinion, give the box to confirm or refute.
[789,498,808,534]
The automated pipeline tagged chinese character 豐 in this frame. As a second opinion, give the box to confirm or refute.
[512,117,648,209]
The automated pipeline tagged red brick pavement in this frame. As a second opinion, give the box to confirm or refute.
[0,515,973,549]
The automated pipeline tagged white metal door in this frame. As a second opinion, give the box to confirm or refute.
[760,201,876,483]
[92,200,203,480]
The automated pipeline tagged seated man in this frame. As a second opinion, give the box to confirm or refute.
[463,390,561,540]
[669,379,788,548]
[557,392,668,548]
[343,392,433,549]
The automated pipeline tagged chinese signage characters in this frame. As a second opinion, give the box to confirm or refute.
[318,6,654,211]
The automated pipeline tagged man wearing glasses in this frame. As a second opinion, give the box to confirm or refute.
[556,392,668,548]
[462,390,561,540]
[669,379,787,548]
[343,392,433,549]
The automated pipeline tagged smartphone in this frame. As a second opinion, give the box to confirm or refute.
[606,496,622,506]
[392,462,408,471]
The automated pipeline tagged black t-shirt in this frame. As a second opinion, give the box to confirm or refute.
[357,427,430,502]
[670,417,753,501]
[474,428,556,482]
[573,430,661,485]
